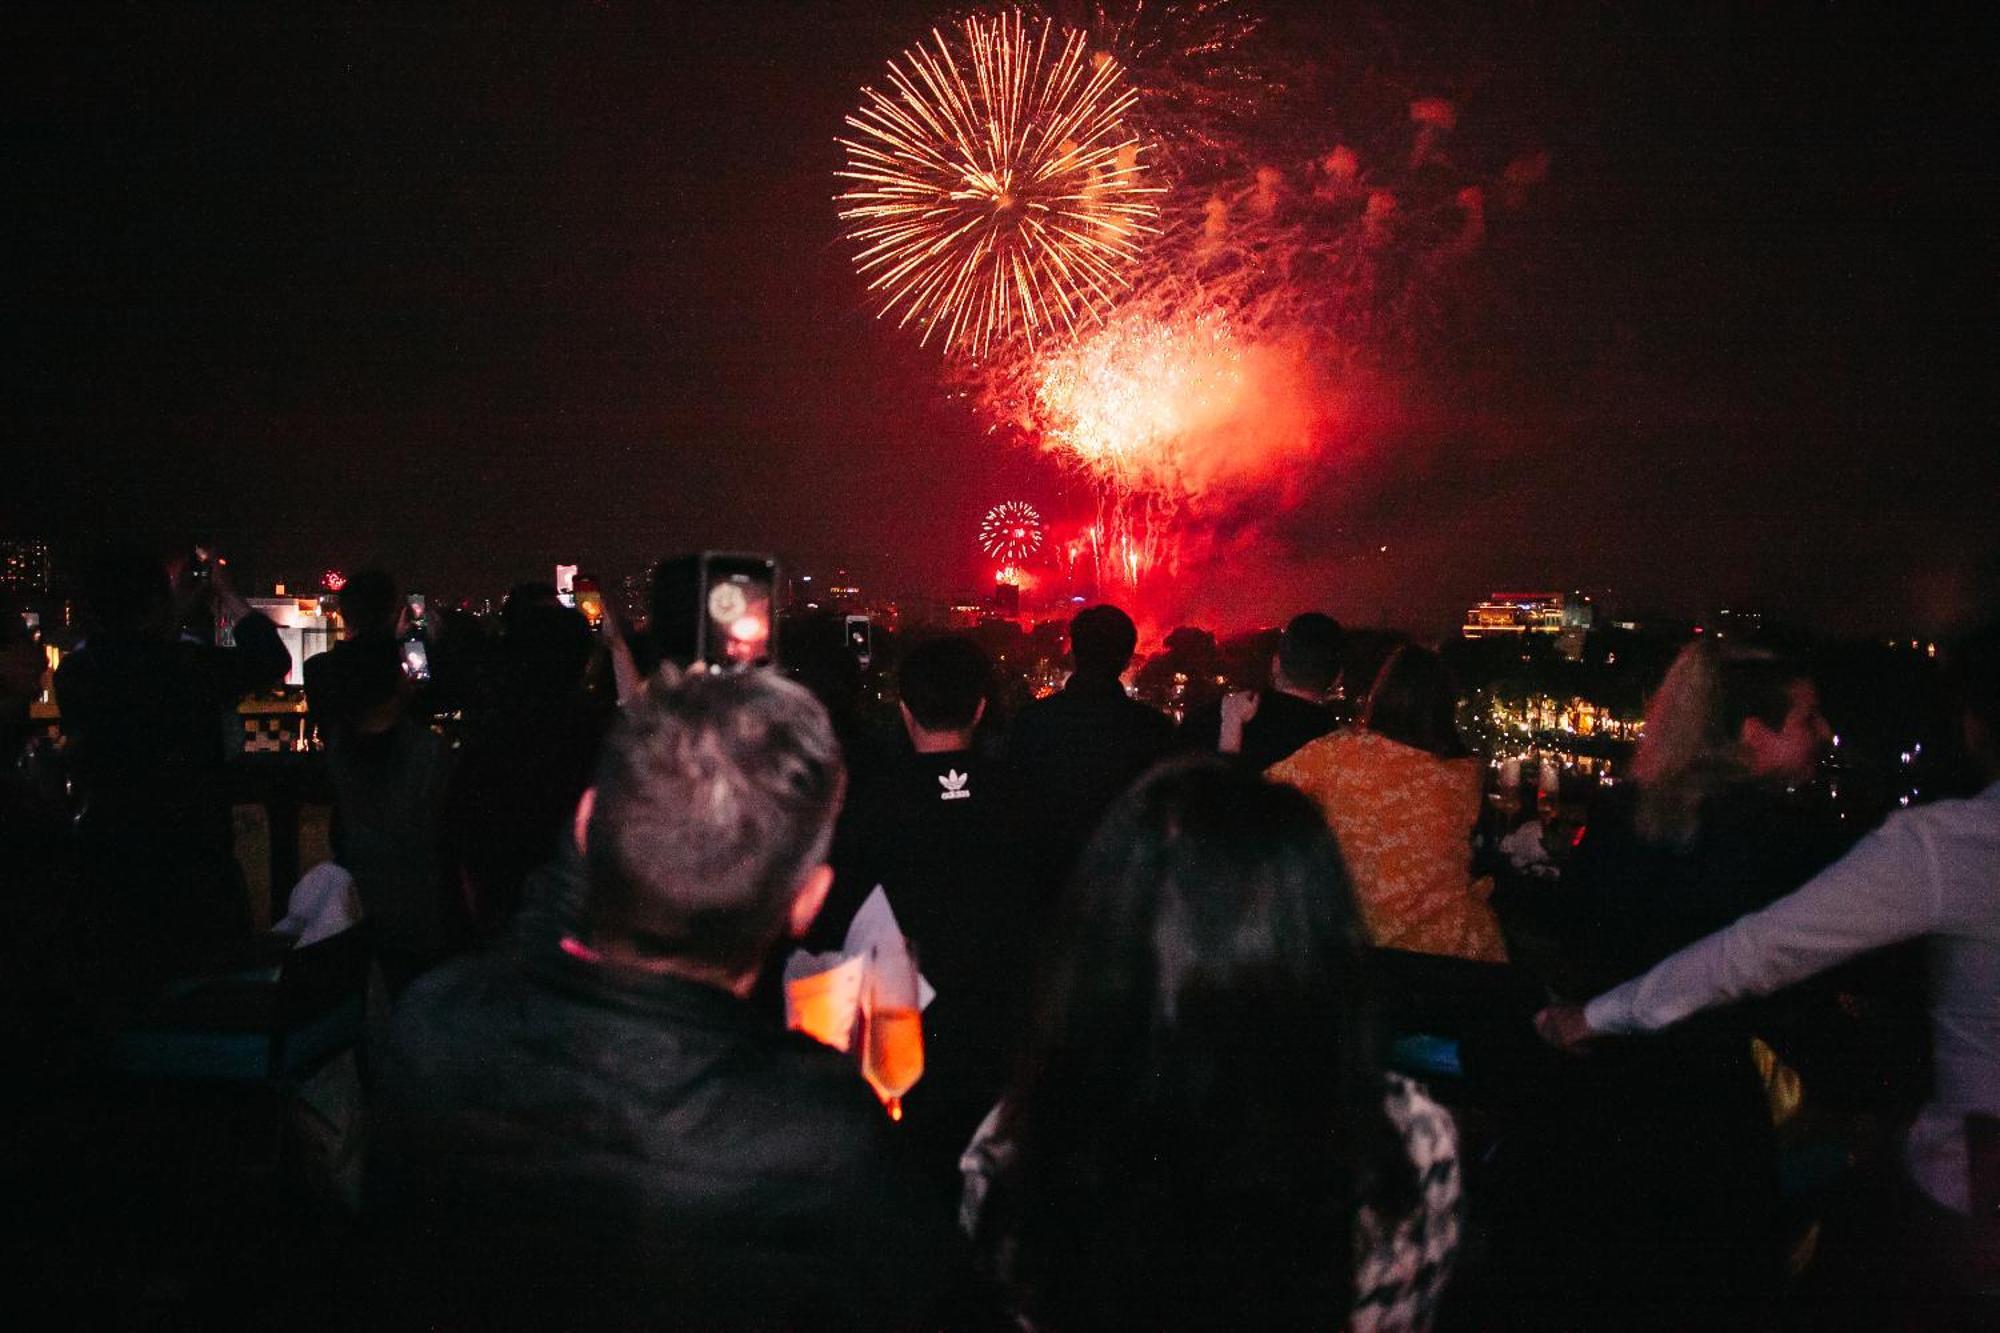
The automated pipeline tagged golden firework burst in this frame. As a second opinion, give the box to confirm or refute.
[837,10,1159,355]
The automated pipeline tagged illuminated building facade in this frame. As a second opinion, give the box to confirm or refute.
[0,537,53,597]
[944,599,989,629]
[1462,590,1593,637]
[1463,590,1594,660]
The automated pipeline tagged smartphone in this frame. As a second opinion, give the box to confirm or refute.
[651,552,777,670]
[574,577,606,629]
[405,592,428,634]
[844,614,873,667]
[399,636,432,682]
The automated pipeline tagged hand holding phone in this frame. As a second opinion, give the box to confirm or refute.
[652,553,777,670]
[399,636,431,682]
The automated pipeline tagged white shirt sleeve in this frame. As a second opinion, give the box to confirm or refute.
[1586,809,1943,1035]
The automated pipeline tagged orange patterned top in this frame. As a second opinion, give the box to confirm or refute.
[1269,729,1507,964]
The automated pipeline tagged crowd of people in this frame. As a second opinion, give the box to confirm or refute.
[3,540,1997,1329]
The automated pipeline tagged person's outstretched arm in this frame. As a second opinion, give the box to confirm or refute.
[210,560,292,694]
[1540,809,1944,1049]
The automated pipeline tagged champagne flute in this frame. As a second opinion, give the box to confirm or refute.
[861,938,924,1121]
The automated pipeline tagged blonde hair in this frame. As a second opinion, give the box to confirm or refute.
[1631,640,1802,846]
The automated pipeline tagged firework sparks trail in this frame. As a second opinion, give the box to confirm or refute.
[836,10,1161,355]
[979,500,1048,563]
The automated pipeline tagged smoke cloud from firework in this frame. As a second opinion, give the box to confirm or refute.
[1034,309,1318,501]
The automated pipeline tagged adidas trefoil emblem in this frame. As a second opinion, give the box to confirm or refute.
[938,769,971,801]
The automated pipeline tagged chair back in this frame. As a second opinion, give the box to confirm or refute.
[105,924,372,1082]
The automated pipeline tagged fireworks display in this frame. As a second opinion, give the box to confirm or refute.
[979,500,1047,563]
[835,10,1159,355]
[1033,307,1318,588]
[840,4,1547,611]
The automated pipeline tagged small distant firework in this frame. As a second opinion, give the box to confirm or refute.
[979,500,1047,563]
[836,9,1159,355]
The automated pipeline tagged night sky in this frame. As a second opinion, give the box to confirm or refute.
[7,2,1994,633]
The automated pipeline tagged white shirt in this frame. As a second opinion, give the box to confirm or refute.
[1586,780,2000,1214]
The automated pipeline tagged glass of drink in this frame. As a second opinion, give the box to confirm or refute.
[861,938,924,1121]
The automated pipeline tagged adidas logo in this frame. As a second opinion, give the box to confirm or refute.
[938,769,971,801]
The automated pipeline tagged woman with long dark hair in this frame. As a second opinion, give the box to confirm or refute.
[960,759,1460,1330]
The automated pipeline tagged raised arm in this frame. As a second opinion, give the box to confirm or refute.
[211,560,292,695]
[1542,809,1942,1048]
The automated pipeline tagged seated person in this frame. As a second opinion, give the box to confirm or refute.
[1541,622,2000,1310]
[1270,644,1507,963]
[371,667,952,1329]
[961,758,1461,1331]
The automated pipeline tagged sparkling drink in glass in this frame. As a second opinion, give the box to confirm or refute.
[861,939,923,1120]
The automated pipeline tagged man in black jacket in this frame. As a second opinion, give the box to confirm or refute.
[1005,604,1173,893]
[372,668,950,1329]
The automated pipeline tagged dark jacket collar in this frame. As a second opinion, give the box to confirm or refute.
[1060,671,1131,702]
[522,930,770,1035]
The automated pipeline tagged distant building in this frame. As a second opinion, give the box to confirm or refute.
[944,598,988,629]
[1710,606,1767,640]
[1463,590,1594,660]
[0,537,53,597]
[825,575,862,611]
[1462,590,1593,638]
[620,572,648,625]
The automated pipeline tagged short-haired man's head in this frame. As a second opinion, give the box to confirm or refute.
[1277,613,1344,693]
[583,669,845,976]
[338,569,401,638]
[1070,604,1139,678]
[82,542,172,635]
[501,581,563,638]
[899,635,991,732]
